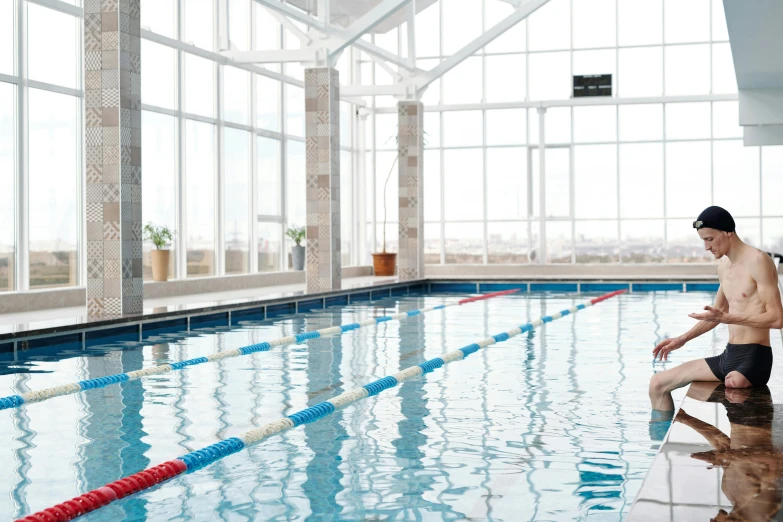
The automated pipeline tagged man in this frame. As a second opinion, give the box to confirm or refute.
[649,206,783,414]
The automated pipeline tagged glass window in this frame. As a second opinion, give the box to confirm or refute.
[735,218,761,248]
[532,147,570,218]
[418,58,440,106]
[28,4,78,89]
[574,145,617,219]
[712,43,737,94]
[485,55,526,103]
[141,40,177,110]
[619,47,663,97]
[185,53,215,118]
[443,111,482,147]
[762,147,783,218]
[255,3,281,50]
[485,1,526,53]
[415,1,440,57]
[223,67,249,125]
[666,218,711,263]
[574,106,617,143]
[488,222,529,264]
[375,27,398,55]
[229,0,249,50]
[256,74,281,131]
[185,120,215,277]
[664,0,710,43]
[258,222,281,272]
[257,136,280,216]
[528,0,570,51]
[665,44,710,95]
[530,107,570,145]
[487,148,526,220]
[712,0,729,41]
[713,101,742,138]
[442,0,481,55]
[424,222,441,264]
[713,141,760,217]
[445,222,483,264]
[424,111,440,148]
[141,0,176,38]
[665,103,711,140]
[665,142,711,219]
[29,89,78,288]
[619,104,663,142]
[575,221,618,263]
[376,151,398,222]
[375,112,397,149]
[424,150,441,222]
[0,82,13,291]
[0,0,12,75]
[340,101,351,147]
[142,112,177,280]
[444,149,483,221]
[442,56,482,104]
[529,51,571,100]
[623,220,665,263]
[619,143,664,218]
[573,0,616,49]
[618,0,662,46]
[762,218,783,253]
[286,140,305,228]
[185,0,214,50]
[286,85,304,137]
[546,221,572,263]
[225,128,250,274]
[486,109,526,145]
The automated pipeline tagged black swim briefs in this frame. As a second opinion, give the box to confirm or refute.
[705,343,773,387]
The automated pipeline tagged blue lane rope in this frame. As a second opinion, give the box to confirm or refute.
[0,289,523,411]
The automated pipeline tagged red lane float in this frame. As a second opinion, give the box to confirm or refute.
[590,289,628,304]
[17,460,187,522]
[457,288,522,305]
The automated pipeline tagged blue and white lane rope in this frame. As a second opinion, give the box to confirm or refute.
[16,290,626,522]
[0,289,521,411]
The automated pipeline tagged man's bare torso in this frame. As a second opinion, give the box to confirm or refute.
[719,251,772,346]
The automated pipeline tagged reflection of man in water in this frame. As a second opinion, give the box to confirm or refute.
[675,383,783,522]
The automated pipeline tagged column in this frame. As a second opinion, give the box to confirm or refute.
[85,0,143,316]
[397,101,424,280]
[304,67,341,292]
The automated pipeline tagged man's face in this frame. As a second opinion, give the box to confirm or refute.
[698,228,730,258]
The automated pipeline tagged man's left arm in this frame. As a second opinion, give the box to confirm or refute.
[690,255,783,329]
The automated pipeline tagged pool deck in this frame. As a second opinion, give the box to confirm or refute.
[629,337,783,519]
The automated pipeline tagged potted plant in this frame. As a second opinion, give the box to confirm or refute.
[286,225,306,271]
[143,223,174,282]
[372,153,398,276]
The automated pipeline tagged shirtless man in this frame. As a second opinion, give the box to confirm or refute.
[649,206,783,413]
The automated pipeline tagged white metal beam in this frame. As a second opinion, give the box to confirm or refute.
[253,0,417,71]
[341,84,409,97]
[264,6,313,45]
[322,0,413,61]
[415,0,552,90]
[222,49,319,63]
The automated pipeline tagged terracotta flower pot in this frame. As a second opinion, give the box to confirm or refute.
[151,250,170,282]
[372,252,397,276]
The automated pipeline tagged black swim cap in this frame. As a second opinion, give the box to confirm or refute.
[693,206,735,233]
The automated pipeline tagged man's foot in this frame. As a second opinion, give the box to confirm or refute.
[649,409,675,441]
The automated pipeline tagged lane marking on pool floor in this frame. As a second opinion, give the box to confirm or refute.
[16,290,625,522]
[0,289,521,412]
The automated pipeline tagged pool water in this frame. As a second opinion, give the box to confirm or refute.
[0,291,726,521]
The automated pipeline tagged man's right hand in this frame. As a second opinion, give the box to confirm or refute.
[653,336,685,361]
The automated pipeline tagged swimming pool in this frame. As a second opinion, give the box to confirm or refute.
[1,289,721,521]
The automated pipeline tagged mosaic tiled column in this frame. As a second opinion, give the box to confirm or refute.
[397,101,424,280]
[85,0,143,316]
[304,67,341,292]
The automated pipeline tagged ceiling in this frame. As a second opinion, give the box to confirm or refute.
[285,0,438,34]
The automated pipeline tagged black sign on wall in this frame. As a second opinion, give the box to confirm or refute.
[573,74,612,97]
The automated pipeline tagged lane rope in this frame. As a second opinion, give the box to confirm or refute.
[0,289,521,412]
[16,290,625,522]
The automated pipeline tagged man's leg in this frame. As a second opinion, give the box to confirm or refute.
[724,371,752,389]
[649,358,721,411]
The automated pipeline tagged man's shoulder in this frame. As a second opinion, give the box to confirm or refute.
[748,248,777,279]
